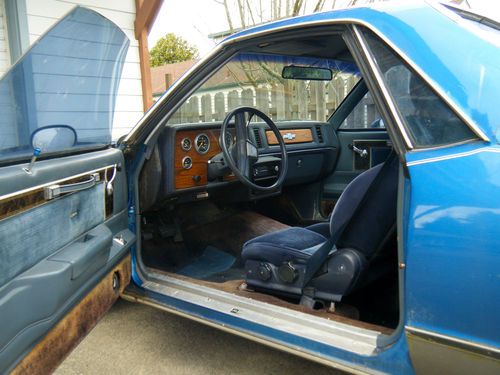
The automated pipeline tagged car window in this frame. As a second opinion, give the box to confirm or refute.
[340,91,383,130]
[0,7,129,163]
[167,53,361,124]
[361,28,478,148]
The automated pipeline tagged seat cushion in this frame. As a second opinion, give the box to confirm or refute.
[241,227,327,265]
[306,222,330,238]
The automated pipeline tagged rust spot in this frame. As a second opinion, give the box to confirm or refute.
[11,255,131,375]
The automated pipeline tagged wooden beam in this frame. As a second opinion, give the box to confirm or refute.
[137,28,153,111]
[135,0,163,111]
[135,0,163,37]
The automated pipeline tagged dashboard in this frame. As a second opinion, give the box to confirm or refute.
[154,121,340,201]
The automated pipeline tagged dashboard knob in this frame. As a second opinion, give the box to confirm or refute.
[192,175,201,182]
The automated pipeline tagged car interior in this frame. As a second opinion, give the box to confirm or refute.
[136,31,401,334]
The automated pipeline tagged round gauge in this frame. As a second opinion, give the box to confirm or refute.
[221,130,233,149]
[181,137,191,151]
[181,156,192,169]
[195,133,210,154]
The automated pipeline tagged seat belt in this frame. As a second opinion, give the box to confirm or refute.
[301,152,397,288]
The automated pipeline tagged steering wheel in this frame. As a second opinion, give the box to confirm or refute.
[220,106,288,192]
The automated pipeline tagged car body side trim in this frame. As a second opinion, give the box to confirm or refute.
[406,147,500,167]
[405,326,500,359]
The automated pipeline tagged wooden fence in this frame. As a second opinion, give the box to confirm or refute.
[169,75,379,129]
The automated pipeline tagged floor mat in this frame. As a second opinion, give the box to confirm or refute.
[177,246,236,280]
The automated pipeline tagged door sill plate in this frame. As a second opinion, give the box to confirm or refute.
[133,270,385,357]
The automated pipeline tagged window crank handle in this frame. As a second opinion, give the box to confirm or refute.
[349,144,368,159]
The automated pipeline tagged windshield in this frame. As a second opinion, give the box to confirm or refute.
[0,7,129,163]
[168,53,360,124]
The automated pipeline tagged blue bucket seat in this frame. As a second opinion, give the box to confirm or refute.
[241,153,399,303]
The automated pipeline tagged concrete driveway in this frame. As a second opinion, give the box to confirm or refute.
[55,298,343,375]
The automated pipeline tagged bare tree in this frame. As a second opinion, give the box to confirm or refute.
[213,0,389,32]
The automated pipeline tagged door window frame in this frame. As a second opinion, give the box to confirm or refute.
[350,24,488,152]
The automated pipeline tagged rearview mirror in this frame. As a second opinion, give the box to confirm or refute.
[282,65,332,81]
[31,125,77,153]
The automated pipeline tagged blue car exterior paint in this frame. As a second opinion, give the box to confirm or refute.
[405,143,500,348]
[128,1,499,373]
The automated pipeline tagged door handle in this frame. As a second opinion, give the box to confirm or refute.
[44,173,100,200]
[349,144,368,159]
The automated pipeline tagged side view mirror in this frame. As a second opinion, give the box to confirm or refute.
[31,125,77,153]
[24,125,77,174]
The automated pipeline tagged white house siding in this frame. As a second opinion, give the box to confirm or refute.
[24,0,144,140]
[0,0,17,150]
[0,0,10,76]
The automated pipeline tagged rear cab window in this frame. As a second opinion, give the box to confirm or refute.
[0,7,129,165]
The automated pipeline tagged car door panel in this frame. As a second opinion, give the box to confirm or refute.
[0,148,135,373]
[322,130,390,199]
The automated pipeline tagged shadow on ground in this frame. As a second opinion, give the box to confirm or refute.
[55,299,344,375]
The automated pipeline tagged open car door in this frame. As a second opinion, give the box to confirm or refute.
[0,8,135,373]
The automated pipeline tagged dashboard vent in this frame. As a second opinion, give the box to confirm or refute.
[253,128,263,148]
[315,126,324,143]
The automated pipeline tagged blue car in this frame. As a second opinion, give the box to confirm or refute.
[0,2,498,374]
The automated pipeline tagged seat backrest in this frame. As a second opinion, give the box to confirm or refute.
[329,153,399,259]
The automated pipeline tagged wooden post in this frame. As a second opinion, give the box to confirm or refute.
[135,0,163,112]
[136,28,153,112]
[214,92,225,121]
[201,94,212,122]
[227,90,240,110]
[241,88,254,107]
[296,81,307,119]
[188,96,199,122]
[313,81,326,121]
[256,86,269,114]
[283,81,292,120]
[272,84,286,120]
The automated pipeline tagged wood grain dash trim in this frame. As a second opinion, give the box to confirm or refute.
[174,128,236,190]
[266,129,313,145]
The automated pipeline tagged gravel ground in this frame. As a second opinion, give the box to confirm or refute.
[55,298,344,375]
